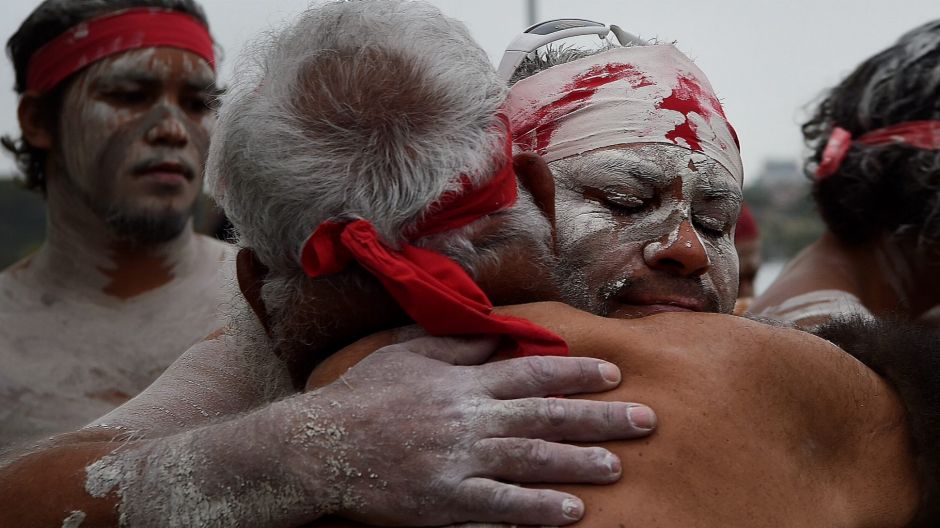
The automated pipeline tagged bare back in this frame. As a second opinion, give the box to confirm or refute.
[308,303,919,527]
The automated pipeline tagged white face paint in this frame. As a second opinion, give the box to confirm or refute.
[56,47,216,245]
[552,144,742,318]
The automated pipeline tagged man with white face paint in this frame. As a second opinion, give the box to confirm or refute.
[507,44,744,319]
[0,0,234,445]
[492,40,930,525]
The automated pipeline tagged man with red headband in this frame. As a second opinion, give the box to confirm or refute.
[751,20,940,329]
[0,3,927,526]
[507,43,744,321]
[0,0,233,445]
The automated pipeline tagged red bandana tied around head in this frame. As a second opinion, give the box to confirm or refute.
[299,119,568,358]
[26,8,215,94]
[817,121,940,180]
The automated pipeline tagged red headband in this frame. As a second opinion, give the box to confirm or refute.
[300,119,568,358]
[26,8,215,94]
[816,121,940,180]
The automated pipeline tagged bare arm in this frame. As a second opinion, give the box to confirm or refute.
[0,327,657,527]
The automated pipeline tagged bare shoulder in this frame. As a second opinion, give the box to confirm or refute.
[750,241,857,316]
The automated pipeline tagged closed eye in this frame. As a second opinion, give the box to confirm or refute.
[693,215,729,238]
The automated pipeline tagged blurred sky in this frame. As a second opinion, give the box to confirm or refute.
[0,0,938,184]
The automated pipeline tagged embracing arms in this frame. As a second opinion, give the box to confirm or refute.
[0,330,655,527]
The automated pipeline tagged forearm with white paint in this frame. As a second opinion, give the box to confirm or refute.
[0,394,343,528]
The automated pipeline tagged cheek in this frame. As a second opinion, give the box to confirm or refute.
[75,101,136,151]
[188,114,214,160]
[555,194,616,250]
[555,195,649,279]
[704,238,739,296]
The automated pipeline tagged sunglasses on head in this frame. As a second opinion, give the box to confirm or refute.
[497,18,647,82]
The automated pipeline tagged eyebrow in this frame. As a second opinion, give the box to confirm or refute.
[94,70,218,93]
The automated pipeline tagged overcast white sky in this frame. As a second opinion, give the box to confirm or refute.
[1,0,938,183]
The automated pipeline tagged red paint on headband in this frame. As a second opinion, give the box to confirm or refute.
[26,8,215,94]
[816,121,940,180]
[300,117,568,358]
[659,74,740,152]
[514,63,652,154]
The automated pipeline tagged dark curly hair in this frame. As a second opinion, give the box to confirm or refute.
[1,0,211,195]
[803,20,940,257]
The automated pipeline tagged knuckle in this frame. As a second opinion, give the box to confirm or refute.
[526,439,552,468]
[603,402,617,428]
[488,485,516,514]
[542,398,567,426]
[577,359,591,384]
[523,356,556,385]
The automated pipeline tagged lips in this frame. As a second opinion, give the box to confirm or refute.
[605,279,718,318]
[134,159,194,185]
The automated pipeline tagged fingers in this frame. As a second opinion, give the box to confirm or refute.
[471,438,621,484]
[453,477,584,526]
[473,355,622,399]
[379,335,501,365]
[485,397,657,442]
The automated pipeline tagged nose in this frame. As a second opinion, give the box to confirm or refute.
[144,110,189,147]
[643,220,711,277]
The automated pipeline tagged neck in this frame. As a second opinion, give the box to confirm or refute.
[28,172,198,301]
[272,275,409,388]
[821,231,929,317]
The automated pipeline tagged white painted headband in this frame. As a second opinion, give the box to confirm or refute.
[505,45,743,184]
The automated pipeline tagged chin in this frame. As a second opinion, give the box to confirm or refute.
[104,205,192,245]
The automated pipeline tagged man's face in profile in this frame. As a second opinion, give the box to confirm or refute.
[551,143,742,318]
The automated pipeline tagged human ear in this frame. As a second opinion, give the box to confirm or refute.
[513,151,558,252]
[236,248,273,337]
[17,93,54,149]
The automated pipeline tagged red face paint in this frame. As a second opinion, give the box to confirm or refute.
[659,74,739,152]
[514,63,651,153]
